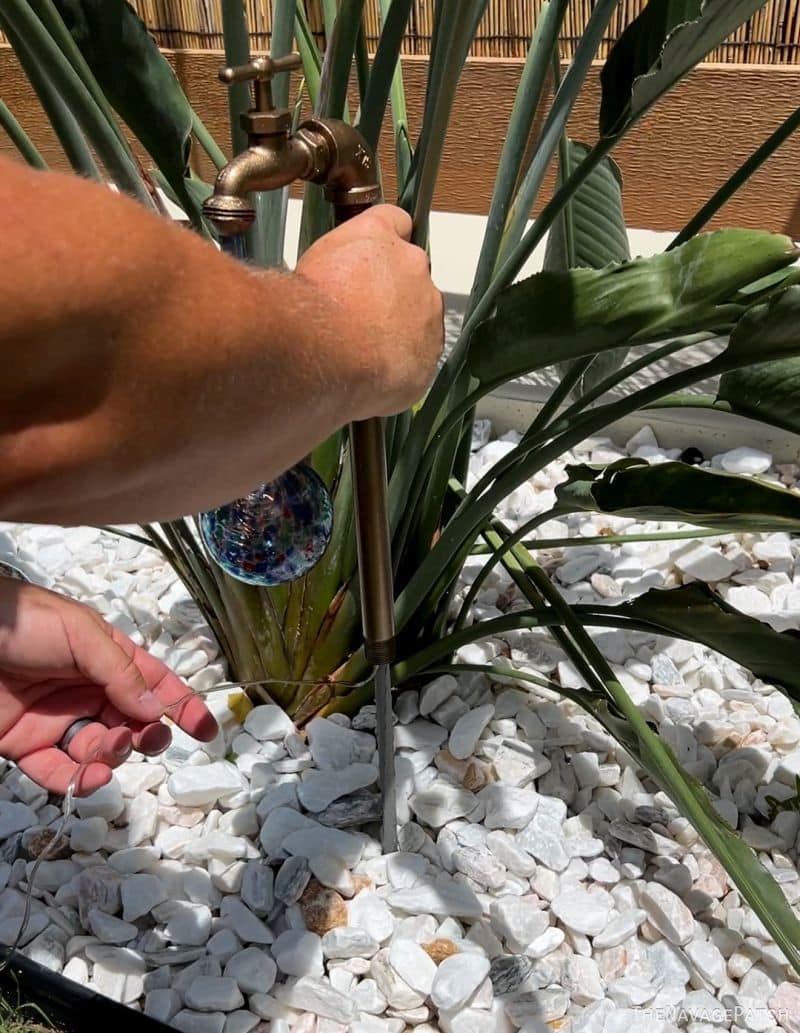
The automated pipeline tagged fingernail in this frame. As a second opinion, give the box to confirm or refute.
[114,741,131,759]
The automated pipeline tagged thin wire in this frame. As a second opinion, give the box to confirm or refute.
[5,671,378,959]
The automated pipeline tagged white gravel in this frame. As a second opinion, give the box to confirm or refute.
[2,424,800,1032]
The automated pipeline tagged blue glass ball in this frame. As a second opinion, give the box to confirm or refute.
[200,464,333,586]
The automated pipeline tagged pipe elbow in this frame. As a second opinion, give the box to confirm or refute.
[299,118,381,207]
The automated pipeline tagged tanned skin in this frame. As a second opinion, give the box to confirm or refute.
[0,156,443,794]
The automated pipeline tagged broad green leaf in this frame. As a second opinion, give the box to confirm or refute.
[712,287,800,435]
[608,583,800,704]
[545,138,631,396]
[468,230,798,386]
[556,457,800,531]
[600,0,771,140]
[53,0,197,218]
[718,356,800,436]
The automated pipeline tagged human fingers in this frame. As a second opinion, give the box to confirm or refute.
[17,747,111,797]
[111,633,218,743]
[99,703,172,756]
[357,203,413,241]
[64,721,133,768]
[0,685,107,760]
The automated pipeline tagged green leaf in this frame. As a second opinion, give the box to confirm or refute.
[544,138,631,397]
[545,141,630,271]
[711,286,800,435]
[555,457,800,531]
[613,583,800,706]
[600,0,771,140]
[468,230,798,387]
[53,0,197,218]
[718,356,800,436]
[0,99,47,169]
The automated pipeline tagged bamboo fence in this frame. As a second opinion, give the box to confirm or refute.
[1,1,799,62]
[127,0,800,63]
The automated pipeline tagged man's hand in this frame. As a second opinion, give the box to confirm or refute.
[0,579,218,796]
[296,205,444,420]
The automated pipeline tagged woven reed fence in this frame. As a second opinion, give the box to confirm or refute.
[125,1,800,63]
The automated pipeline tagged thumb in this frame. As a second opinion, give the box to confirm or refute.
[64,609,165,724]
[362,203,413,241]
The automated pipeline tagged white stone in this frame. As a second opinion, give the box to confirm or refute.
[224,947,276,995]
[154,901,212,946]
[184,977,244,1013]
[75,780,124,821]
[686,939,727,987]
[145,989,182,1023]
[183,832,251,863]
[219,898,273,944]
[388,939,437,996]
[306,718,375,770]
[167,764,245,807]
[283,826,365,867]
[69,817,108,854]
[448,704,495,759]
[279,977,358,1024]
[297,763,378,812]
[551,887,612,936]
[672,542,737,582]
[121,873,167,922]
[420,675,458,716]
[89,945,145,1004]
[385,852,427,890]
[88,909,137,945]
[322,927,379,959]
[526,926,565,959]
[115,763,166,797]
[481,784,539,829]
[308,855,354,897]
[395,720,448,751]
[173,1012,226,1033]
[0,801,38,840]
[593,909,646,948]
[640,882,695,945]
[348,890,394,943]
[431,952,490,1012]
[490,896,549,950]
[516,810,569,871]
[223,1012,260,1033]
[719,446,772,475]
[244,705,295,741]
[272,930,324,977]
[769,982,800,1033]
[409,785,477,828]
[388,878,482,918]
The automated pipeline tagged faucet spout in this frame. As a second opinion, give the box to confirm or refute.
[203,134,317,238]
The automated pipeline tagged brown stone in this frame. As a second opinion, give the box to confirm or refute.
[462,760,494,792]
[422,939,460,963]
[350,875,373,895]
[21,827,70,861]
[299,879,347,936]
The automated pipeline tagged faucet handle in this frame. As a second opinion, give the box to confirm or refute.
[219,54,302,136]
[219,54,302,89]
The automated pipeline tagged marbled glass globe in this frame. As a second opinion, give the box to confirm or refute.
[200,464,333,586]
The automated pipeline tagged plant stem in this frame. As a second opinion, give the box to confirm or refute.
[191,109,227,171]
[0,100,47,169]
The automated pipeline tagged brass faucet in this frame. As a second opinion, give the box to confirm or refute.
[202,54,396,673]
[202,54,382,237]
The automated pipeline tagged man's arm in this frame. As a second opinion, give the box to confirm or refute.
[0,156,443,524]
